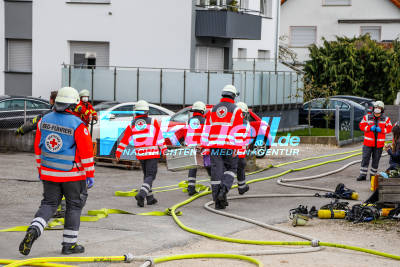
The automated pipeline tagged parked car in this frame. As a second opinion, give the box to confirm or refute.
[299,98,366,131]
[331,95,374,111]
[91,102,175,141]
[0,95,51,129]
[93,101,120,112]
[165,105,270,158]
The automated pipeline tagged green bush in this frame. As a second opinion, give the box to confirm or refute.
[304,36,400,104]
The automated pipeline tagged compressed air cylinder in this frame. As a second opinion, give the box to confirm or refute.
[318,209,346,219]
[380,208,394,217]
[351,192,359,200]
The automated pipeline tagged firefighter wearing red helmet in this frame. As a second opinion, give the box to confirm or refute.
[19,87,95,256]
[358,101,392,181]
[115,100,167,207]
[203,85,244,209]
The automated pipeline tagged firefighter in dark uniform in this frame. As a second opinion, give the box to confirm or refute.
[115,100,167,207]
[15,91,58,136]
[203,85,243,209]
[185,101,211,196]
[19,87,95,255]
[358,101,392,181]
[236,102,251,195]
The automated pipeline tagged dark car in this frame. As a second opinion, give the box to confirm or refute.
[331,95,374,111]
[0,95,51,129]
[93,101,120,112]
[299,98,366,131]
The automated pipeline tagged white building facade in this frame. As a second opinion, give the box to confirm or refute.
[280,0,400,63]
[2,0,279,99]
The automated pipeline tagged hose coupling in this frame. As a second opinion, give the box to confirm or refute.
[311,239,320,247]
[124,253,134,263]
[143,259,154,267]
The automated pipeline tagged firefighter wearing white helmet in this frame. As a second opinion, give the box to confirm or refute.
[74,89,97,126]
[235,102,251,195]
[358,100,392,181]
[20,87,95,256]
[185,101,210,196]
[116,100,167,207]
[203,85,244,209]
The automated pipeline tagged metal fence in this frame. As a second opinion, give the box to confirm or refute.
[335,105,365,146]
[61,65,304,108]
[0,100,41,130]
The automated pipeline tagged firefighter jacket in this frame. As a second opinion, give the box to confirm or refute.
[116,115,167,160]
[359,114,392,148]
[185,112,206,147]
[74,100,98,126]
[202,98,243,150]
[17,107,53,135]
[236,119,252,158]
[34,110,95,182]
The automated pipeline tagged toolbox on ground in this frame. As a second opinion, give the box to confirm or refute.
[166,147,203,171]
[378,177,400,204]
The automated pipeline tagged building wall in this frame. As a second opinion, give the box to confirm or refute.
[280,0,400,62]
[32,0,193,98]
[0,0,4,95]
[233,0,277,59]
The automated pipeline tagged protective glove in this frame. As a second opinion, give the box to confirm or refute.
[370,125,376,132]
[86,177,94,189]
[375,126,382,133]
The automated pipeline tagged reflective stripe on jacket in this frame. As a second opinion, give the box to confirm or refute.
[359,114,392,148]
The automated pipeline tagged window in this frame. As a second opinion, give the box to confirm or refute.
[26,100,50,110]
[196,46,224,71]
[112,105,134,117]
[238,48,247,59]
[290,26,317,47]
[323,0,351,6]
[258,50,270,60]
[361,26,381,41]
[171,110,190,123]
[240,0,249,9]
[149,107,168,116]
[260,0,272,17]
[70,41,110,67]
[67,0,111,3]
[310,99,324,109]
[0,100,12,111]
[8,100,26,110]
[7,39,32,72]
[340,102,350,110]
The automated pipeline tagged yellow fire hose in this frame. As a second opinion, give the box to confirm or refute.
[4,148,400,266]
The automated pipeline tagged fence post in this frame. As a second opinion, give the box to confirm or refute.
[24,100,27,124]
[68,65,71,86]
[335,105,340,146]
[160,69,163,106]
[275,72,278,111]
[259,71,263,112]
[283,72,286,110]
[232,72,235,85]
[91,67,94,105]
[350,105,354,143]
[183,70,186,108]
[113,67,117,101]
[289,72,293,109]
[137,68,140,101]
[207,71,210,104]
[268,71,271,111]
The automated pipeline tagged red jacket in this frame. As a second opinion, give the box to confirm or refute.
[359,114,392,148]
[74,100,98,126]
[116,115,167,160]
[236,120,252,158]
[185,112,206,147]
[34,111,95,182]
[202,98,243,150]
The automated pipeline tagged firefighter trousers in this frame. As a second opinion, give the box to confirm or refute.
[360,145,383,177]
[30,180,87,246]
[237,157,247,189]
[210,149,238,201]
[187,163,211,188]
[139,158,158,198]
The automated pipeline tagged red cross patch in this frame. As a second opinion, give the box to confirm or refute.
[216,106,228,118]
[135,119,147,130]
[45,133,63,153]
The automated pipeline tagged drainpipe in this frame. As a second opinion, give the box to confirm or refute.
[274,0,281,73]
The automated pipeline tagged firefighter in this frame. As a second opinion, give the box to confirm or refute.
[19,87,95,256]
[185,101,211,196]
[236,102,251,195]
[203,85,243,209]
[358,101,392,181]
[74,89,98,126]
[15,91,58,136]
[115,100,167,207]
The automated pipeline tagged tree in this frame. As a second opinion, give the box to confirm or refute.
[304,35,400,104]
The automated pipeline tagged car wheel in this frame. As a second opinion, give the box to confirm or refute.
[254,144,267,158]
[340,120,351,131]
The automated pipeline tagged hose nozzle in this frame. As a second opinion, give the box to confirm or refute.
[124,253,134,263]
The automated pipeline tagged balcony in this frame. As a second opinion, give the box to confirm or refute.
[195,3,262,40]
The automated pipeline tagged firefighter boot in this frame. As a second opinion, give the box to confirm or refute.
[19,227,39,256]
[146,195,158,205]
[187,185,196,196]
[357,174,367,181]
[238,184,250,195]
[215,199,226,210]
[135,191,146,207]
[62,244,85,255]
[217,185,229,207]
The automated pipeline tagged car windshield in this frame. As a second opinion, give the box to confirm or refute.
[95,102,119,111]
[171,108,191,123]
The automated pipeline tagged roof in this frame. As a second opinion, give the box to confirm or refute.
[281,0,400,8]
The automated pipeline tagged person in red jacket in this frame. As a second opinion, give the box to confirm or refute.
[115,100,167,207]
[73,89,98,126]
[19,87,94,256]
[203,85,243,209]
[358,101,392,181]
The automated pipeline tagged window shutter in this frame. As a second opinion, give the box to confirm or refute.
[69,41,109,66]
[324,0,351,5]
[207,47,224,71]
[196,47,208,70]
[8,39,32,72]
[290,26,317,47]
[361,26,381,41]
